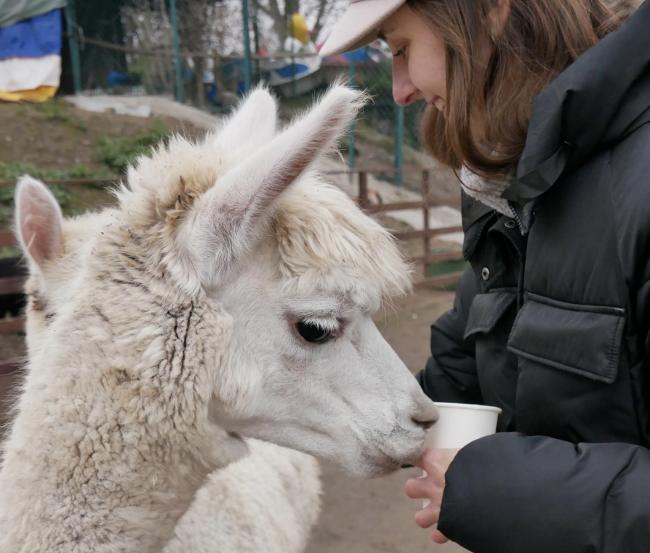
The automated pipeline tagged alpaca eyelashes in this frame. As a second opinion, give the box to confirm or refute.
[295,320,337,344]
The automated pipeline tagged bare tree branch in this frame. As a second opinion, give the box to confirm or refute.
[311,0,329,43]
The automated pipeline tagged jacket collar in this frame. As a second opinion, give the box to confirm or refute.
[504,1,650,204]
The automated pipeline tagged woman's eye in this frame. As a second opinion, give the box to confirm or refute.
[296,321,334,344]
[392,46,406,58]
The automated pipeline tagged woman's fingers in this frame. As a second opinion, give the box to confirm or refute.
[432,529,449,544]
[404,475,431,499]
[404,475,444,501]
[415,448,444,470]
[414,453,450,488]
[416,448,457,478]
[415,505,439,528]
[405,449,460,541]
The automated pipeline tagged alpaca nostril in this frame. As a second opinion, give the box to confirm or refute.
[411,416,436,431]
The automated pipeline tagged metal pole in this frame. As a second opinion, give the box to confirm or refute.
[169,0,184,102]
[347,62,356,178]
[394,104,404,186]
[64,0,81,94]
[242,0,253,93]
[422,170,431,278]
[288,12,296,97]
[251,0,261,81]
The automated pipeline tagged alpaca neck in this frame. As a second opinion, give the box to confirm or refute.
[0,297,246,552]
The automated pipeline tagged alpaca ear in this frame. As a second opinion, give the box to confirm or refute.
[14,176,64,271]
[181,84,366,290]
[213,86,278,154]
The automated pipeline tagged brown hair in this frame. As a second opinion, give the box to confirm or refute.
[408,0,629,179]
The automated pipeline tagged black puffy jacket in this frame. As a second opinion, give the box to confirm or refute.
[418,3,650,552]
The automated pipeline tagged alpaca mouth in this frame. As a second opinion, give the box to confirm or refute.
[359,447,403,476]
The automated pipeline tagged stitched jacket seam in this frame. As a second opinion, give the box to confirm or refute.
[507,346,616,383]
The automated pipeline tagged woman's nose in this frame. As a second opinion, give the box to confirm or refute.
[392,59,420,106]
[392,77,420,106]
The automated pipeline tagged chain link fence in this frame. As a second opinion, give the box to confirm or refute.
[63,0,427,188]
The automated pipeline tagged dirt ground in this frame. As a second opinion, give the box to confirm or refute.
[0,100,203,173]
[0,99,460,207]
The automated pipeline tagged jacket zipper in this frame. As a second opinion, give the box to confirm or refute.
[508,201,529,308]
[510,205,526,236]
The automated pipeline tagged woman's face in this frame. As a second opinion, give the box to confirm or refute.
[378,5,447,110]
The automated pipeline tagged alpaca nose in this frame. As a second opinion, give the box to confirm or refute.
[411,414,436,431]
[401,414,437,469]
[410,395,438,431]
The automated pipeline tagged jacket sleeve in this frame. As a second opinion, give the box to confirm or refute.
[416,267,482,404]
[438,432,650,553]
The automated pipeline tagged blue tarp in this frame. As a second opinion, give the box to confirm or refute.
[0,8,61,59]
[321,46,383,66]
[342,48,374,63]
[274,63,310,79]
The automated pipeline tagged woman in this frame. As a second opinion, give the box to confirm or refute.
[322,1,649,551]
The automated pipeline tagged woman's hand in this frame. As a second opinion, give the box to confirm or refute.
[404,448,459,544]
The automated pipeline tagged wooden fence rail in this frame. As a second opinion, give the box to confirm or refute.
[356,170,464,287]
[0,177,117,188]
[0,230,16,248]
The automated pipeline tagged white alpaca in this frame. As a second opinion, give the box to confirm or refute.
[1,85,437,552]
[164,439,321,553]
[20,204,322,553]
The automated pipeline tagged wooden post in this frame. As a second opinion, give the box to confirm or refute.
[358,171,369,209]
[347,62,357,179]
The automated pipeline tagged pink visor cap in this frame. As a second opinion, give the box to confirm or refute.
[319,0,406,57]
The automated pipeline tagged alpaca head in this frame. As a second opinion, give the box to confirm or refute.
[15,85,437,477]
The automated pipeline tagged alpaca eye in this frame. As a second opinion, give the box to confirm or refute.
[296,321,333,344]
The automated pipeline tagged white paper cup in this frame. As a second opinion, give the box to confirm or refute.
[422,402,502,552]
[424,402,501,450]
